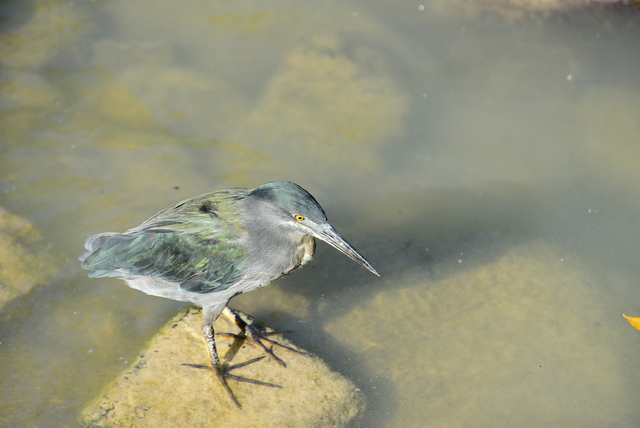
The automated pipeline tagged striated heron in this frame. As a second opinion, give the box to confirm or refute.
[80,181,379,407]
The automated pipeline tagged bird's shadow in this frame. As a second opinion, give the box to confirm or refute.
[242,307,399,428]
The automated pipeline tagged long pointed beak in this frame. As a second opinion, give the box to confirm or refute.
[313,224,380,276]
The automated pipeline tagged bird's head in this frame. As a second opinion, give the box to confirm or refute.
[249,181,379,276]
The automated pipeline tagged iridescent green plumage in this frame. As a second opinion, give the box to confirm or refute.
[80,181,379,408]
[82,190,248,293]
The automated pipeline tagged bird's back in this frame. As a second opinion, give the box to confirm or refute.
[80,189,251,300]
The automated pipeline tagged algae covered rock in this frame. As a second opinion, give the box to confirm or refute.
[80,307,365,427]
[0,206,56,309]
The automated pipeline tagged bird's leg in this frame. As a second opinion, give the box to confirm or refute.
[182,324,281,409]
[218,306,310,367]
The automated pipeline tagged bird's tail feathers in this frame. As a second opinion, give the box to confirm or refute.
[79,232,120,262]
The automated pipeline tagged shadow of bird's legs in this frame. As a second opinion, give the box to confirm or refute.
[219,306,311,367]
[182,324,281,409]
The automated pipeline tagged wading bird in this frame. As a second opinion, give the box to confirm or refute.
[80,181,379,407]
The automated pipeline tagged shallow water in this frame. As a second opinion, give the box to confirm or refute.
[1,0,640,426]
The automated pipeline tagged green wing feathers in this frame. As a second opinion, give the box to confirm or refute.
[81,190,248,293]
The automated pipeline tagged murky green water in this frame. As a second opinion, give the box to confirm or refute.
[2,0,640,426]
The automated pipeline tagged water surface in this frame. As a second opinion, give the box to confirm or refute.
[1,0,640,426]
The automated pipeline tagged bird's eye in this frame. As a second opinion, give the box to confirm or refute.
[294,215,305,221]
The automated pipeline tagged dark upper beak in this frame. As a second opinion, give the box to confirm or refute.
[313,224,380,276]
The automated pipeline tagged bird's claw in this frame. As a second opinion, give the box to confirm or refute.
[217,330,310,366]
[219,310,311,366]
[182,356,281,408]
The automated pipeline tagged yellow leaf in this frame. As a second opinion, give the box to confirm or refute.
[622,314,640,331]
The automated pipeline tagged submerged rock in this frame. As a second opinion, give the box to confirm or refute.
[231,32,409,180]
[0,206,56,310]
[327,241,637,426]
[80,307,365,427]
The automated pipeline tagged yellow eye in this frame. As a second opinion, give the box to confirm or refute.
[294,215,305,221]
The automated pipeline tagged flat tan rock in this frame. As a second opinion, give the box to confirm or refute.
[80,307,365,427]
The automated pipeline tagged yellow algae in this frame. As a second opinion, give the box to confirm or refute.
[333,125,379,144]
[0,0,86,69]
[206,11,306,40]
[92,84,157,128]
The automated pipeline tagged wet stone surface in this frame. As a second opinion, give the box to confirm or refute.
[80,307,365,427]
